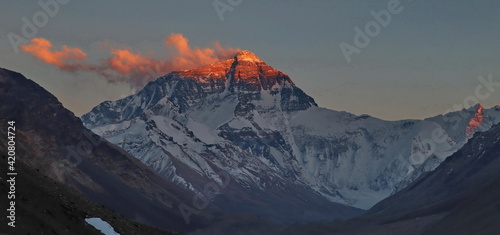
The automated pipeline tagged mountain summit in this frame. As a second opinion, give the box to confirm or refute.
[235,50,263,63]
[83,50,316,125]
[175,49,295,90]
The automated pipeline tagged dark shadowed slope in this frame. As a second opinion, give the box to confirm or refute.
[0,67,208,233]
[0,153,177,235]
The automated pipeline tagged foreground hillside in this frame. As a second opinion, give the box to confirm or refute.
[0,152,175,235]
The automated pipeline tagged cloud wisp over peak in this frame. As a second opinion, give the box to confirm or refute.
[21,33,241,89]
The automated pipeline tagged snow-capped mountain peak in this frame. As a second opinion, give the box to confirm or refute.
[82,53,500,210]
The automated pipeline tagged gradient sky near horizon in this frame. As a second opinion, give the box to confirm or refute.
[1,0,499,121]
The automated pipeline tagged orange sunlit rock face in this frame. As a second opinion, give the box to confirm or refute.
[175,50,294,90]
[466,104,484,139]
[233,51,294,90]
[175,59,234,80]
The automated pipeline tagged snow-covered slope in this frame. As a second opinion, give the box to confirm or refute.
[82,51,500,209]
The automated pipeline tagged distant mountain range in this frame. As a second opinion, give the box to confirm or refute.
[82,50,500,209]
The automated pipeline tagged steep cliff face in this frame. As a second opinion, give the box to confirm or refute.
[82,51,500,209]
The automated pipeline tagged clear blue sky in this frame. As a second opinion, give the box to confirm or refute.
[1,0,499,120]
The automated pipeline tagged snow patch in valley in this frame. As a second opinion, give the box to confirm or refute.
[85,218,120,235]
